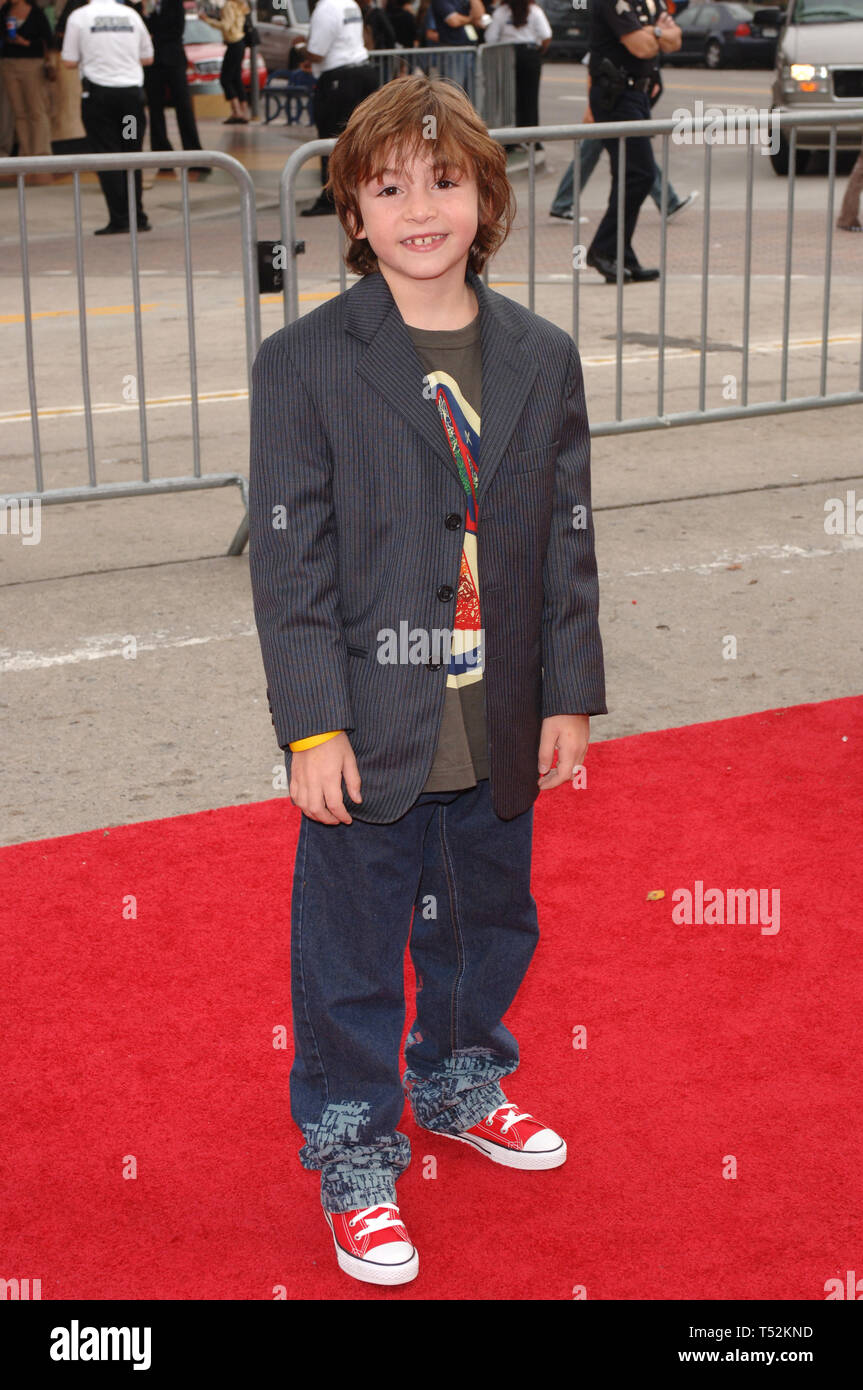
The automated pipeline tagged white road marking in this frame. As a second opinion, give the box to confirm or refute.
[1,544,856,675]
[0,625,257,674]
[605,541,851,580]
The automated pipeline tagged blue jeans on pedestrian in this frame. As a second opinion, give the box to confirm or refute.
[289,778,540,1213]
[550,136,683,217]
[432,47,475,103]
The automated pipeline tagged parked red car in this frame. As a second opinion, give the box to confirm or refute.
[176,13,267,97]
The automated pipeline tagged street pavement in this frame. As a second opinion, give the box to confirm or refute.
[1,66,860,844]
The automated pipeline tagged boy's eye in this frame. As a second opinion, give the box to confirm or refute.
[376,178,459,197]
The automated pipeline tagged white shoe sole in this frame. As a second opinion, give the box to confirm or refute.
[427,1128,567,1170]
[324,1210,419,1286]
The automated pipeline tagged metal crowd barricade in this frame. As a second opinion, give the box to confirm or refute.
[1,149,260,556]
[280,107,863,436]
[5,108,863,562]
[363,42,516,130]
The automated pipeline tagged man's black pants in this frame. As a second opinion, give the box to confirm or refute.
[514,44,543,130]
[587,86,655,266]
[81,79,147,229]
[144,61,202,155]
[312,62,380,197]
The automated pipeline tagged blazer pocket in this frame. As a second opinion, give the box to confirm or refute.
[346,644,369,658]
[510,439,561,474]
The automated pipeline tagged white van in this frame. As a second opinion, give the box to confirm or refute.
[770,0,863,173]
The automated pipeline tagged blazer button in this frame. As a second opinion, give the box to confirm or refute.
[445,513,462,530]
[437,584,454,601]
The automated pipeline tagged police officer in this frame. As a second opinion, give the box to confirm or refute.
[61,0,154,234]
[295,0,380,217]
[586,0,681,283]
[137,0,209,180]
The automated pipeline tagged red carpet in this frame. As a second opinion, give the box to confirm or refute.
[2,695,861,1301]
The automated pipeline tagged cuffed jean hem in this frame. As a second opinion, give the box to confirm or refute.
[402,1050,520,1136]
[550,166,574,217]
[299,1134,412,1215]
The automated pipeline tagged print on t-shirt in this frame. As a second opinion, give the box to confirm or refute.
[428,368,483,686]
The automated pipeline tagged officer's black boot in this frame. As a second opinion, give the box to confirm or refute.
[586,248,633,283]
[623,256,660,282]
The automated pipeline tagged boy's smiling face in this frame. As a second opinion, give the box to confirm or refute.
[353,145,479,296]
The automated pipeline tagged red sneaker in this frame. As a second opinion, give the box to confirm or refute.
[324,1203,419,1286]
[430,1100,566,1170]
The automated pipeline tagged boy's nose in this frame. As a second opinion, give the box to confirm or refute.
[401,193,437,220]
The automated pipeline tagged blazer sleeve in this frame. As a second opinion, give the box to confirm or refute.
[248,333,356,749]
[541,337,607,719]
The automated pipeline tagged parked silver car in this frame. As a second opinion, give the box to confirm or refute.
[770,0,863,172]
[255,0,311,74]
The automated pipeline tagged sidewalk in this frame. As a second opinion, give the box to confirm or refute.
[1,107,861,846]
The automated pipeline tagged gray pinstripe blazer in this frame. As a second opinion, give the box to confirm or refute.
[248,265,606,824]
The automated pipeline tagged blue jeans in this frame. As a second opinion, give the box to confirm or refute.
[289,778,540,1213]
[550,135,683,217]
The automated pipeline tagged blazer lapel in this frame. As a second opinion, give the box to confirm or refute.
[349,267,540,505]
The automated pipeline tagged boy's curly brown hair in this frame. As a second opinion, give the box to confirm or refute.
[324,73,516,278]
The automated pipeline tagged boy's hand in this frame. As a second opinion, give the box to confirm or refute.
[289,732,362,825]
[537,714,590,790]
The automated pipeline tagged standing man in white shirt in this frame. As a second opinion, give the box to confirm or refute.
[293,0,379,217]
[61,0,154,234]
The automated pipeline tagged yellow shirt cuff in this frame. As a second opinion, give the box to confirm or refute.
[289,730,343,751]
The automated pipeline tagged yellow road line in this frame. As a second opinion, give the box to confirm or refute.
[658,81,773,96]
[256,285,526,304]
[0,304,159,325]
[543,73,769,96]
[1,337,858,424]
[0,389,247,424]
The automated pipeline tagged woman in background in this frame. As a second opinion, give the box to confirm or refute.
[417,0,436,46]
[386,0,418,47]
[483,0,550,150]
[0,0,54,158]
[197,0,250,124]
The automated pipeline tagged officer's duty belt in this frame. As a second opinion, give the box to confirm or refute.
[624,74,656,93]
[593,60,656,96]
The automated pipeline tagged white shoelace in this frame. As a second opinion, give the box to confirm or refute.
[486,1101,531,1134]
[348,1204,405,1236]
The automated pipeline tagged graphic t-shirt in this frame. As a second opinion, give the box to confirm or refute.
[406,315,489,791]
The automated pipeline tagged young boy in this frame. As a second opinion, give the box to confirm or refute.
[248,73,606,1288]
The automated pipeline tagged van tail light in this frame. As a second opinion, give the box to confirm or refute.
[735,23,751,36]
